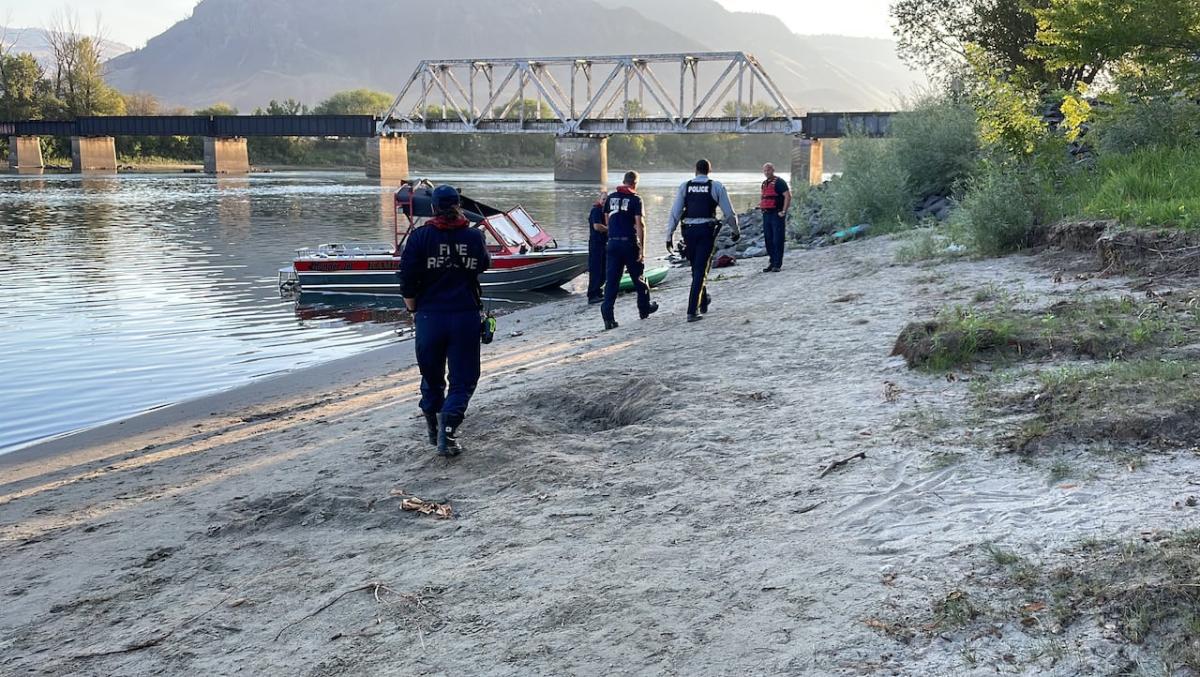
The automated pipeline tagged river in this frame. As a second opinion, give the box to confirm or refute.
[0,169,785,454]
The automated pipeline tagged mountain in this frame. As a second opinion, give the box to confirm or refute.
[105,0,705,111]
[597,0,923,110]
[1,26,132,69]
[104,0,922,112]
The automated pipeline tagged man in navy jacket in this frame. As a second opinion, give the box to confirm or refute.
[587,190,608,304]
[401,185,491,456]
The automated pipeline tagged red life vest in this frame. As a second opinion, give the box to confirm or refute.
[760,177,784,210]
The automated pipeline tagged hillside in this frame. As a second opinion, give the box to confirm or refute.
[2,26,131,69]
[104,0,704,111]
[104,0,922,112]
[598,0,924,110]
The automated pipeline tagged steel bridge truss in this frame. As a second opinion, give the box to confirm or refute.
[378,52,803,136]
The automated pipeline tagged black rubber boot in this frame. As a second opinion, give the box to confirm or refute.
[604,319,619,331]
[436,413,462,457]
[700,293,711,314]
[423,411,438,446]
[639,302,659,320]
[687,314,704,323]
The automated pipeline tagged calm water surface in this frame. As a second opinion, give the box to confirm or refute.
[0,169,783,454]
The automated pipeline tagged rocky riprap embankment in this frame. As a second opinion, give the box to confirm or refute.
[708,187,956,264]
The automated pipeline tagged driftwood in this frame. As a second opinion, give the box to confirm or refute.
[792,502,825,515]
[818,452,867,479]
[274,582,392,641]
[73,592,235,659]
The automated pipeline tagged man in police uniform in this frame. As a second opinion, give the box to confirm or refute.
[600,171,658,330]
[760,162,792,273]
[665,159,740,323]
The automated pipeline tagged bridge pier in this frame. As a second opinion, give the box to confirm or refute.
[71,136,117,173]
[366,136,409,180]
[791,137,824,187]
[204,137,250,174]
[554,136,607,183]
[8,136,44,172]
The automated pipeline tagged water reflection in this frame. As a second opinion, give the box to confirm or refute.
[294,293,414,326]
[216,177,251,231]
[291,288,570,328]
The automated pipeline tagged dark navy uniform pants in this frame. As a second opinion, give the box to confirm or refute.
[601,238,651,324]
[587,230,608,302]
[763,210,786,270]
[414,309,481,427]
[683,222,718,316]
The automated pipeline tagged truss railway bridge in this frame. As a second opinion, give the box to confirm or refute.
[3,52,894,185]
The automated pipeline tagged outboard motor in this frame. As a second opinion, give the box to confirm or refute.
[395,182,437,219]
[395,181,489,223]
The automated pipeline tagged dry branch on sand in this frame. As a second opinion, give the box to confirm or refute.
[390,489,453,519]
[818,452,867,479]
[273,582,431,642]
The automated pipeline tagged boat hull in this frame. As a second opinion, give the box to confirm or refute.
[293,251,590,295]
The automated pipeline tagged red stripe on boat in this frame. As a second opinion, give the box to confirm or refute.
[294,256,563,273]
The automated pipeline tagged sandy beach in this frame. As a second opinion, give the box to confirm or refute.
[2,235,1197,676]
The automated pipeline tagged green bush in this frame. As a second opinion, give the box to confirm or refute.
[892,98,979,198]
[955,161,1043,255]
[1084,146,1200,229]
[1091,97,1200,155]
[821,135,913,230]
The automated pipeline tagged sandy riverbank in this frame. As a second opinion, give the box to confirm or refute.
[2,236,1196,675]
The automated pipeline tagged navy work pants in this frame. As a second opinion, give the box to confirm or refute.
[414,309,481,427]
[587,229,608,302]
[683,223,718,316]
[601,239,651,324]
[763,210,786,270]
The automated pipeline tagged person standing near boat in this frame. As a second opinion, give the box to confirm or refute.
[587,189,608,305]
[600,171,658,330]
[400,185,491,457]
[665,159,740,323]
[760,162,792,273]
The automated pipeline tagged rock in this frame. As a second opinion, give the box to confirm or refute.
[742,245,767,258]
[913,193,954,223]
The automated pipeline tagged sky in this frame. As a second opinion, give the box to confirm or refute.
[0,0,895,48]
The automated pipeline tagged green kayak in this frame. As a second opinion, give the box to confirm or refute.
[619,266,670,292]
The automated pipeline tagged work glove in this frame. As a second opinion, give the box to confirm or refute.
[731,230,741,243]
[665,240,675,253]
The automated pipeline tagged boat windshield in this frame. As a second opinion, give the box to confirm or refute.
[483,214,526,248]
[507,207,554,247]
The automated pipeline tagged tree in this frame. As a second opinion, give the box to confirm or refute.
[44,11,125,117]
[194,103,238,116]
[0,53,48,119]
[492,98,553,120]
[720,101,781,118]
[312,89,392,116]
[121,92,159,116]
[254,98,308,116]
[1033,0,1200,94]
[890,0,1102,90]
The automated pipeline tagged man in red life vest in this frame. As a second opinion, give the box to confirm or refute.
[760,162,792,273]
